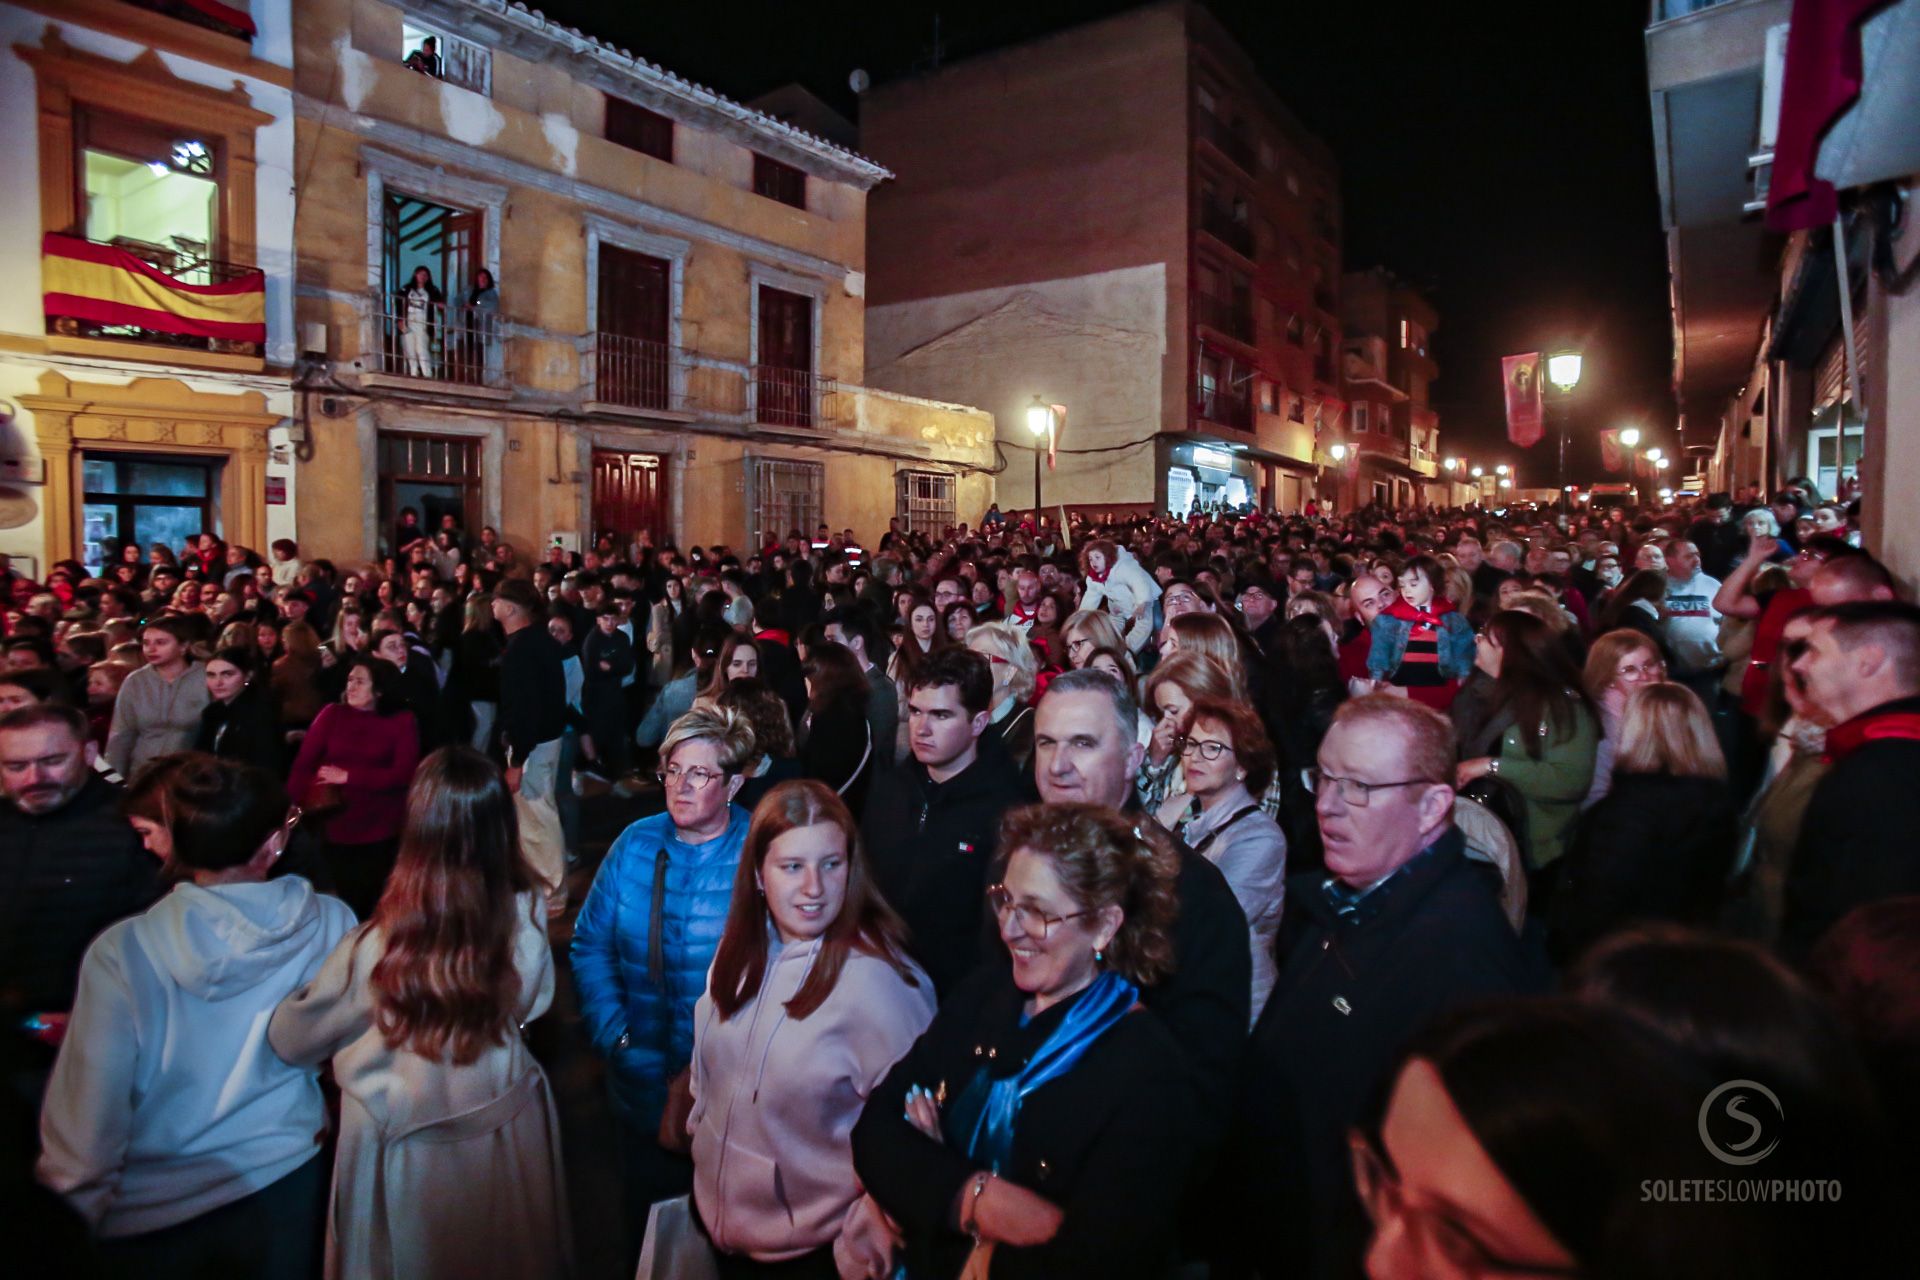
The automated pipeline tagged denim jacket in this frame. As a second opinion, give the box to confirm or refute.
[1366,604,1476,681]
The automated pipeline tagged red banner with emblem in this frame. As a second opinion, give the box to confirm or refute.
[1599,428,1625,473]
[1502,353,1544,448]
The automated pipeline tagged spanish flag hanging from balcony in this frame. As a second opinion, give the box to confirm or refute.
[42,233,265,344]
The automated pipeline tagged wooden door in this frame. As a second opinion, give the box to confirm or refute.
[592,450,668,551]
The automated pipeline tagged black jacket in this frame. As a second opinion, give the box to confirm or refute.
[1149,843,1252,1155]
[193,682,286,774]
[395,656,446,751]
[852,966,1195,1280]
[1240,828,1548,1279]
[1550,772,1738,962]
[0,775,162,1017]
[800,698,874,813]
[498,621,567,761]
[1780,694,1920,960]
[861,748,1028,996]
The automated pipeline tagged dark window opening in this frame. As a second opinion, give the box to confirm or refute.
[606,98,673,162]
[753,154,806,210]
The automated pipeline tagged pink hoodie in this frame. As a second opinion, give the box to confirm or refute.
[689,938,934,1261]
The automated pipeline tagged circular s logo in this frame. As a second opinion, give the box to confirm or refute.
[1698,1080,1784,1166]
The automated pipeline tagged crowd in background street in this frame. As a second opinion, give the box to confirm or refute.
[2,478,1916,1279]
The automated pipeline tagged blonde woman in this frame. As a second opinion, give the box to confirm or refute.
[1580,630,1668,810]
[1551,683,1737,960]
[1137,650,1240,812]
[1159,611,1246,682]
[1060,608,1127,671]
[965,620,1039,772]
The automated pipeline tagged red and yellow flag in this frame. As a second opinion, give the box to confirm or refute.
[42,233,265,343]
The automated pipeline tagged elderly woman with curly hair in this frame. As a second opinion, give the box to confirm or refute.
[852,804,1194,1279]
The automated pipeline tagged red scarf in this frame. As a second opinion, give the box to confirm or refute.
[1008,600,1040,625]
[1087,563,1111,584]
[1822,710,1920,764]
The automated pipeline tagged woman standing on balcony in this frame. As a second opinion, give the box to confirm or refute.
[466,268,499,383]
[397,266,442,378]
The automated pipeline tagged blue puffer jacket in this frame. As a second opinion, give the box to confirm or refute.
[571,806,750,1127]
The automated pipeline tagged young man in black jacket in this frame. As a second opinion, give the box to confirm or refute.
[1240,695,1548,1279]
[493,578,570,912]
[861,648,1027,996]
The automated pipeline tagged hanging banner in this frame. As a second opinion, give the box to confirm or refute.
[41,233,266,344]
[1046,403,1064,471]
[1502,353,1544,448]
[1599,428,1625,473]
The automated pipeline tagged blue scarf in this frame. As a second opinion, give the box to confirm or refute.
[965,970,1139,1172]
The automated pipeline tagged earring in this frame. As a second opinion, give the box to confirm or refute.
[1094,947,1104,965]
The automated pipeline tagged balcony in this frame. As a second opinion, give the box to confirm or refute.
[122,0,257,42]
[1409,443,1440,478]
[1199,201,1256,261]
[754,365,841,430]
[1195,112,1256,174]
[1196,383,1253,432]
[586,333,698,418]
[367,291,506,391]
[43,233,264,360]
[1192,291,1254,345]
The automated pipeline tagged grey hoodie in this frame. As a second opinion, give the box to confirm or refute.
[38,878,356,1237]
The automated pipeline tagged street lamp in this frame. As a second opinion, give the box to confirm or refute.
[1545,350,1583,514]
[1495,464,1510,477]
[1026,397,1054,514]
[1470,465,1484,478]
[1654,457,1670,471]
[1444,457,1460,472]
[1619,426,1641,488]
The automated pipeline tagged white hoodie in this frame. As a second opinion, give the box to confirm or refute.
[38,878,356,1237]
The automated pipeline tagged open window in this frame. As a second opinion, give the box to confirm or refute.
[400,21,491,97]
[78,110,223,280]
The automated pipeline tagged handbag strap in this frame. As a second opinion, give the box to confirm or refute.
[838,720,872,797]
[1182,803,1262,857]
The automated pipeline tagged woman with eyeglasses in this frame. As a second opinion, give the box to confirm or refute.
[1153,696,1287,1022]
[688,781,934,1278]
[1059,609,1127,672]
[270,747,568,1280]
[1578,630,1669,809]
[1137,651,1240,814]
[852,804,1192,1279]
[40,757,353,1278]
[572,705,755,1261]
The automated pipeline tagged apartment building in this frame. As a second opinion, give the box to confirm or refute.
[0,0,299,574]
[1336,268,1446,510]
[291,0,993,560]
[861,0,1342,518]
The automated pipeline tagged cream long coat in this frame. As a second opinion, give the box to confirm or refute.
[270,891,571,1280]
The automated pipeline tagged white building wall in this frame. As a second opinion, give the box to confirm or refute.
[865,264,1167,510]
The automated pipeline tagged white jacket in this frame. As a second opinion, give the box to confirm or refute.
[1078,546,1162,653]
[38,878,356,1237]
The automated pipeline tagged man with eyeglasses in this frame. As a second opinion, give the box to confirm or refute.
[1239,695,1546,1279]
[1236,575,1284,656]
[0,703,160,1064]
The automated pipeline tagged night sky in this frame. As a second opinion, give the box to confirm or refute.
[534,0,1678,488]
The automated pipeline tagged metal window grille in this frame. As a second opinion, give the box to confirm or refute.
[896,471,956,537]
[749,458,823,551]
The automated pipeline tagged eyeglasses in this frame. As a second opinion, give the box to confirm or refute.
[1349,1130,1582,1278]
[657,764,726,790]
[987,885,1089,940]
[1178,737,1234,761]
[1304,767,1434,808]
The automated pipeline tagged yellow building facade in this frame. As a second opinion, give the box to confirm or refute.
[0,0,300,576]
[291,0,994,565]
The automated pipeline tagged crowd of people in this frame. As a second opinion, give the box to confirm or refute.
[2,481,1915,1279]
